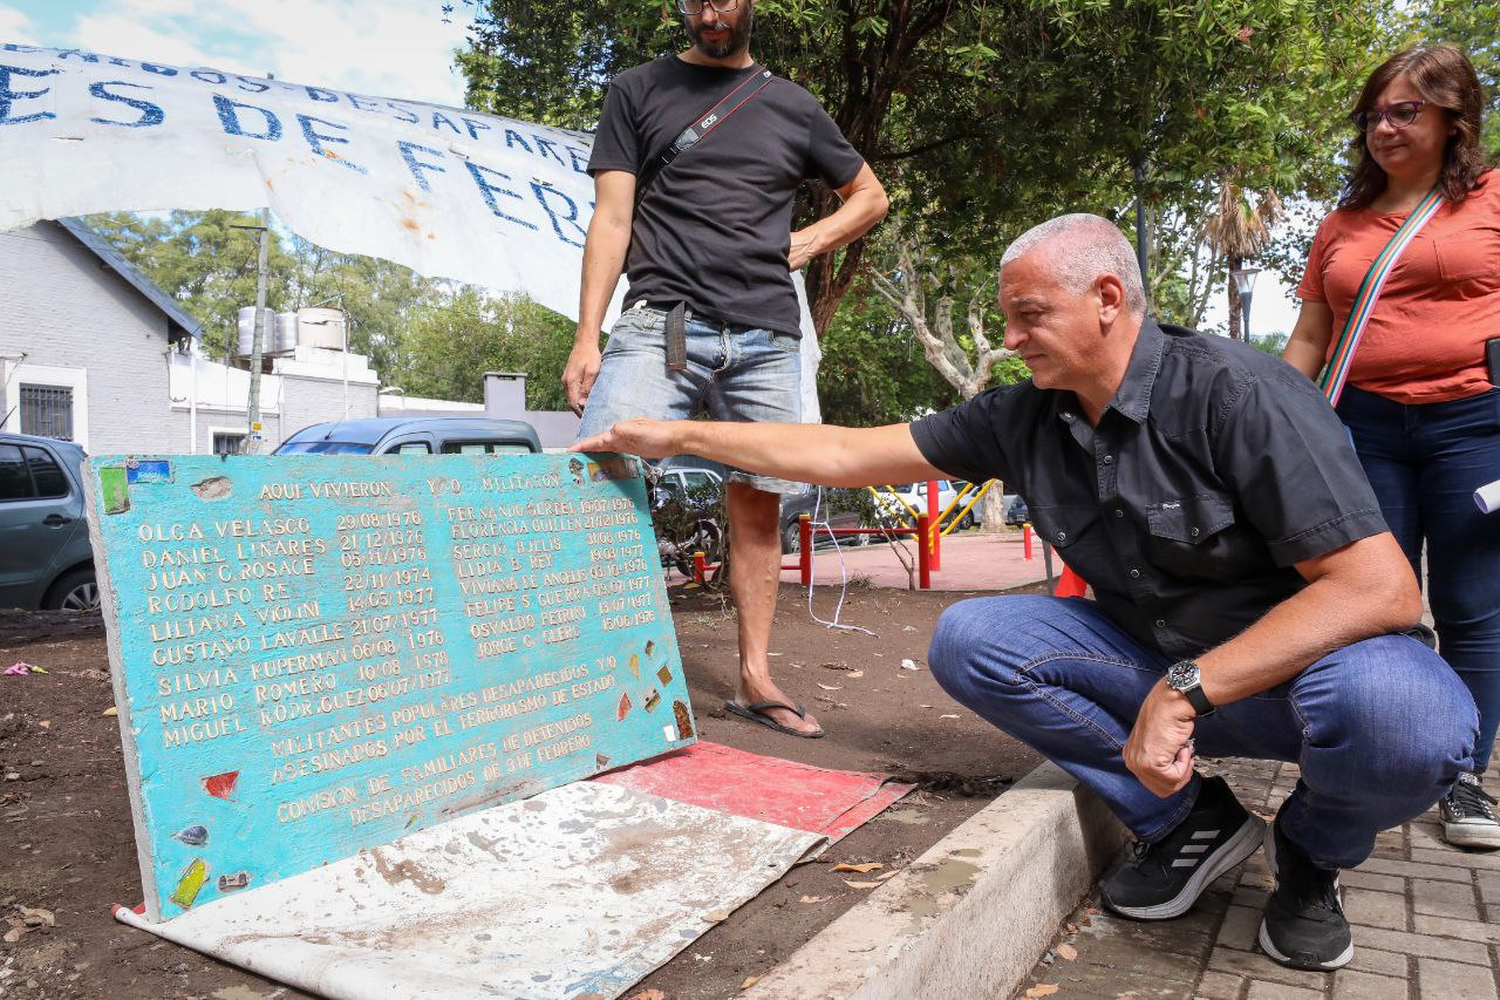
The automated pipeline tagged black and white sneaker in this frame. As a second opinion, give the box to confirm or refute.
[1102,775,1265,920]
[1440,772,1500,849]
[1258,811,1353,970]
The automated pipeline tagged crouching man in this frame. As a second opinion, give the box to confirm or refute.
[577,213,1478,972]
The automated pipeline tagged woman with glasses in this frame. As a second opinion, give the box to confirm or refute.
[1284,44,1500,850]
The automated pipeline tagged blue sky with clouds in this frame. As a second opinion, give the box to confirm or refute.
[0,0,472,106]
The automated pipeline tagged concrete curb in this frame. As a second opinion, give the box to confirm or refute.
[745,762,1126,999]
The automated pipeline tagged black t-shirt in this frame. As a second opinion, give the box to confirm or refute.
[910,321,1388,660]
[588,56,865,335]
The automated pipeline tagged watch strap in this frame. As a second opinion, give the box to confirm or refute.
[1182,683,1215,717]
[1168,659,1216,717]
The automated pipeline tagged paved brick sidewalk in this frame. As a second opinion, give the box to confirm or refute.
[1019,757,1500,999]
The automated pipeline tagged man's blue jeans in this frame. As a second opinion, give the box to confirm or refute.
[929,595,1477,869]
[577,304,803,494]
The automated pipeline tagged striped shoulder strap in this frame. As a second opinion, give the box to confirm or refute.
[1318,186,1444,406]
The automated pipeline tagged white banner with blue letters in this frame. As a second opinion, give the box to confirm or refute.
[0,43,606,326]
[0,43,821,412]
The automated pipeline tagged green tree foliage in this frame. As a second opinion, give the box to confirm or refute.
[400,286,574,410]
[85,210,296,358]
[815,275,959,426]
[83,210,436,378]
[457,0,1398,333]
[281,232,437,379]
[1424,1,1500,160]
[81,212,574,410]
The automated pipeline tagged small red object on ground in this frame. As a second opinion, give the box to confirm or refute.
[1054,565,1088,599]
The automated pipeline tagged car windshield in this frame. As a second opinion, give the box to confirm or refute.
[275,441,375,455]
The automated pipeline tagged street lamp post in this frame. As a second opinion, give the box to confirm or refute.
[1229,262,1261,342]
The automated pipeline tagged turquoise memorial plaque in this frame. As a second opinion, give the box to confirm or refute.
[83,454,693,921]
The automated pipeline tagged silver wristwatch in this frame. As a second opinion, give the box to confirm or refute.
[1166,660,1215,717]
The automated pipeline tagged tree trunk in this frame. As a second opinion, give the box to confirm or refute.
[1227,257,1243,340]
[805,231,866,336]
[978,485,1006,535]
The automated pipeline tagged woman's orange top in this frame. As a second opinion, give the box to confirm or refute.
[1297,170,1500,404]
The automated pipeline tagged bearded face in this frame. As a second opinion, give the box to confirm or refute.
[683,0,754,60]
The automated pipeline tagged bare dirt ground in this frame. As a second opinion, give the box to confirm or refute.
[0,583,1043,1000]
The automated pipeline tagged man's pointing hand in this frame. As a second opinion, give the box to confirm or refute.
[575,419,683,459]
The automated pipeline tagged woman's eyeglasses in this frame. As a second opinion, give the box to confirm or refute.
[1350,100,1427,133]
[678,0,740,13]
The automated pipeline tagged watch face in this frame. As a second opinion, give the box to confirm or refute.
[1167,661,1200,690]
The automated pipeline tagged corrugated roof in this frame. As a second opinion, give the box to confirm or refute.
[56,217,202,342]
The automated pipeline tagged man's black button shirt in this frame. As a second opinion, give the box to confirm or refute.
[910,320,1388,660]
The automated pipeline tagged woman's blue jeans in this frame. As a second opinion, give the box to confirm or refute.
[1339,385,1500,769]
[929,595,1476,870]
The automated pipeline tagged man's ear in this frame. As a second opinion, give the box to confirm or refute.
[1097,273,1126,327]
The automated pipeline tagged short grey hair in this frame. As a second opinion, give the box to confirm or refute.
[999,213,1146,313]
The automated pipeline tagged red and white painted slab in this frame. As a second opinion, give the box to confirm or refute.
[595,740,914,845]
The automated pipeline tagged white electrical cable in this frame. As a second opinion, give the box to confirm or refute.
[803,486,877,637]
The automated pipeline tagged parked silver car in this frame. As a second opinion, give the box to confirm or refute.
[0,433,97,610]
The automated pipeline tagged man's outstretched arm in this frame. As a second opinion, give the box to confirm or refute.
[575,418,944,489]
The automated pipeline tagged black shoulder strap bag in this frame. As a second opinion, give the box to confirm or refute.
[632,67,774,371]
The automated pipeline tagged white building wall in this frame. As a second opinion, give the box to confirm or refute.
[169,352,284,454]
[0,222,184,454]
[280,375,380,440]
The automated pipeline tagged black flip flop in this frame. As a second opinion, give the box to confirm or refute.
[724,699,825,739]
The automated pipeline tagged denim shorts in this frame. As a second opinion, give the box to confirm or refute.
[575,304,804,495]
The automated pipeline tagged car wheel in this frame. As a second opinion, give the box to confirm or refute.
[45,568,99,612]
[782,522,801,554]
[959,512,975,531]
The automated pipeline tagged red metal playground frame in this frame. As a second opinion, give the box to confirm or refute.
[693,512,934,590]
[688,480,1088,596]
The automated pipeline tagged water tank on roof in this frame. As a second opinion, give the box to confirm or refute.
[237,306,289,357]
[297,307,346,350]
[273,311,298,353]
[235,306,259,357]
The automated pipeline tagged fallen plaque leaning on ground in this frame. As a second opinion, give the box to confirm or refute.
[83,452,695,921]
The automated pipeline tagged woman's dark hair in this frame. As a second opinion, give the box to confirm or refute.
[1339,44,1487,210]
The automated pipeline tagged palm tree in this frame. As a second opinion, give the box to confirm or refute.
[1204,183,1282,340]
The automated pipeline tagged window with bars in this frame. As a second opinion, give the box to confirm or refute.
[19,384,74,441]
[212,432,246,455]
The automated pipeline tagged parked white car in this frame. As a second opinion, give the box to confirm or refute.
[873,479,962,526]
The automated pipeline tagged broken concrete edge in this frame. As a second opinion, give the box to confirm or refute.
[745,761,1128,1000]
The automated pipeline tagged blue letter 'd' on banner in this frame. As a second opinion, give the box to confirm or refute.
[214,94,282,140]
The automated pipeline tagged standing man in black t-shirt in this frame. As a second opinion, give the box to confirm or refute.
[567,0,888,738]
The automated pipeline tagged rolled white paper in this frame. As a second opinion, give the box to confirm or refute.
[1476,479,1500,515]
